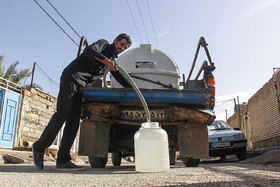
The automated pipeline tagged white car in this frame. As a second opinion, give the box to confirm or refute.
[208,120,247,160]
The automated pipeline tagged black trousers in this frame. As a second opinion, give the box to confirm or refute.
[34,75,82,164]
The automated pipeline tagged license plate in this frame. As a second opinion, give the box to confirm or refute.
[121,109,165,120]
[211,142,231,148]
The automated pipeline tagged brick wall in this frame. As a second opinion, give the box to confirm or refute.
[228,69,280,150]
[15,88,57,148]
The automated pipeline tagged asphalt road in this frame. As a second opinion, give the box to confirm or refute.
[0,158,279,187]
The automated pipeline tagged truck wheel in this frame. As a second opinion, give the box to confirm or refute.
[183,158,200,167]
[88,156,108,168]
[220,155,226,160]
[236,149,247,161]
[169,151,176,165]
[112,152,122,166]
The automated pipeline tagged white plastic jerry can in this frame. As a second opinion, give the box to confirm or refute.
[134,122,170,172]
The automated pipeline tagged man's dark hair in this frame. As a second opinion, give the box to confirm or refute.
[116,33,132,45]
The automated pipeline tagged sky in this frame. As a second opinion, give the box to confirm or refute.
[1,0,280,120]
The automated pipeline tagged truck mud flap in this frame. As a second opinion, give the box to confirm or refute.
[178,123,209,159]
[78,121,112,157]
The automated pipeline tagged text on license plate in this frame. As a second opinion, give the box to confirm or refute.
[121,109,165,120]
[211,142,231,148]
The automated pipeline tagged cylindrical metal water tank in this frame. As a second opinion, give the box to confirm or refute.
[111,44,180,89]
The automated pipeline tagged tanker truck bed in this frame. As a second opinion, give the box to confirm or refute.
[82,87,213,107]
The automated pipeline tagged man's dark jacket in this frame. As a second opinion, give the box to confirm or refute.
[63,39,131,88]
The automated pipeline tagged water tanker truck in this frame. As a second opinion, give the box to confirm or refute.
[78,37,216,167]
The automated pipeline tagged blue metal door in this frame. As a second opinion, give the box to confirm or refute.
[0,90,3,113]
[0,90,20,148]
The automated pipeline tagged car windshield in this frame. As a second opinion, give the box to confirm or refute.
[207,121,232,131]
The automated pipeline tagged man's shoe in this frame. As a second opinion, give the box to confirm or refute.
[32,144,44,170]
[56,161,85,171]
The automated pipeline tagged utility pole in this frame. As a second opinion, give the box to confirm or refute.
[31,62,36,88]
[237,96,241,129]
[234,98,237,112]
[225,109,228,121]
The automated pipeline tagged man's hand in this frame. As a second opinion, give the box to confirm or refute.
[93,56,118,71]
[106,60,118,71]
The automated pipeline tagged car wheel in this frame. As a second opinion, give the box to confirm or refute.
[183,158,200,167]
[236,149,247,161]
[88,156,108,168]
[169,151,176,165]
[112,152,122,166]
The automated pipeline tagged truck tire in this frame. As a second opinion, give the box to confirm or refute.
[88,156,108,168]
[112,152,122,166]
[183,158,200,167]
[169,151,176,165]
[236,149,247,161]
[220,155,226,160]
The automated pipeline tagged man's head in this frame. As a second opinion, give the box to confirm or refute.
[113,33,132,55]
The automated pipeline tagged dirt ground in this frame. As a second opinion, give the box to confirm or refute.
[0,147,280,187]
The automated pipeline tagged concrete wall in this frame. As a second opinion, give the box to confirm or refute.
[15,88,57,148]
[228,69,280,150]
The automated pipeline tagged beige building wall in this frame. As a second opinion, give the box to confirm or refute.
[15,88,57,148]
[228,69,280,150]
